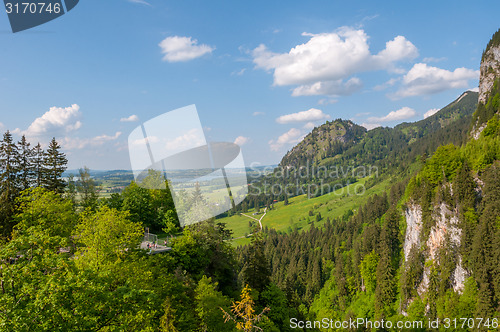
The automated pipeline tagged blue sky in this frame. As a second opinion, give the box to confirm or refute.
[0,0,498,169]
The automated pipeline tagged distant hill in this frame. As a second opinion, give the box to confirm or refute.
[279,119,366,168]
[278,91,478,173]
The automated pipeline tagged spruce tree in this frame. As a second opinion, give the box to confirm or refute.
[0,131,20,237]
[43,137,68,194]
[16,135,35,191]
[241,234,270,293]
[32,143,44,187]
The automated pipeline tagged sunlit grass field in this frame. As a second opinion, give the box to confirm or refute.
[220,175,393,246]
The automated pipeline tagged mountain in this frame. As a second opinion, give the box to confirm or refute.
[472,28,500,137]
[235,27,500,326]
[279,119,366,168]
[278,90,478,173]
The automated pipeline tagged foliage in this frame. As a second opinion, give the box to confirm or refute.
[221,285,270,332]
[73,206,143,271]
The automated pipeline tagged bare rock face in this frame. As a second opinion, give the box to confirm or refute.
[403,201,469,297]
[479,45,500,104]
[403,203,422,262]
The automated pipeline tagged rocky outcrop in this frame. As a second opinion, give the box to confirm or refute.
[403,203,422,262]
[403,201,468,296]
[471,29,500,138]
[479,45,500,104]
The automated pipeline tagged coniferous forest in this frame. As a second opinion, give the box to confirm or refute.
[1,29,500,332]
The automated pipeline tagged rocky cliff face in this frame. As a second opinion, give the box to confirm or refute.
[403,200,467,297]
[479,35,500,104]
[471,29,500,139]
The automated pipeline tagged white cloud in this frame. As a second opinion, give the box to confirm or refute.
[292,77,362,97]
[303,122,316,130]
[94,132,122,142]
[276,108,330,124]
[128,0,151,6]
[360,123,381,130]
[21,104,81,138]
[367,106,417,123]
[62,132,122,150]
[231,68,246,76]
[424,108,440,119]
[234,136,250,146]
[130,136,160,147]
[469,87,479,92]
[269,128,304,151]
[0,122,3,129]
[120,114,139,122]
[252,111,265,116]
[159,36,215,62]
[373,77,399,91]
[252,27,417,96]
[164,128,205,151]
[394,63,479,98]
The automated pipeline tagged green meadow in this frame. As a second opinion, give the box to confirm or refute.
[221,175,393,246]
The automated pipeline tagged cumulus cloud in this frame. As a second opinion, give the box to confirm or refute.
[303,122,316,130]
[394,63,479,98]
[469,87,479,92]
[20,104,81,138]
[373,78,399,91]
[269,128,304,151]
[130,136,160,147]
[424,108,440,119]
[0,122,3,129]
[252,27,417,96]
[231,68,246,76]
[120,115,139,122]
[234,136,250,146]
[253,111,265,116]
[62,132,122,150]
[159,36,215,62]
[276,108,330,124]
[164,128,205,151]
[367,106,417,123]
[292,77,363,97]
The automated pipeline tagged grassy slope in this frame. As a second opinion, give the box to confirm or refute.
[223,175,393,246]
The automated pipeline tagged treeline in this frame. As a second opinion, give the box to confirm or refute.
[234,81,500,329]
[0,131,67,237]
[238,91,478,213]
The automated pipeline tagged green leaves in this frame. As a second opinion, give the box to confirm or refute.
[73,206,143,271]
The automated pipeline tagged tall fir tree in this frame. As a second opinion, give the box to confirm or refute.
[16,135,35,191]
[32,143,44,188]
[43,137,68,194]
[241,234,270,293]
[0,131,20,237]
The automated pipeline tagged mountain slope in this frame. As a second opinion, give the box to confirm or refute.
[278,91,477,176]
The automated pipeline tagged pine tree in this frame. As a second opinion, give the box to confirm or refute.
[16,135,35,191]
[0,131,20,237]
[454,161,476,209]
[43,137,67,194]
[241,234,270,293]
[32,143,44,187]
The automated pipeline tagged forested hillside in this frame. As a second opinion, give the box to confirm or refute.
[235,28,500,330]
[0,29,499,331]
